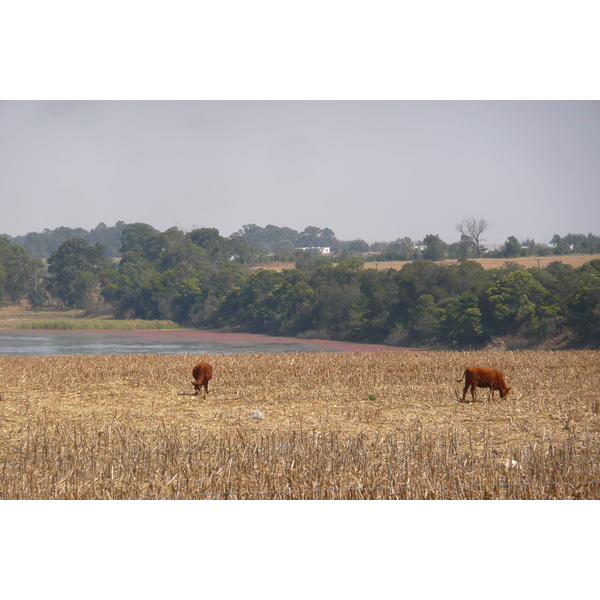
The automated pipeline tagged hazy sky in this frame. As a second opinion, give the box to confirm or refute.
[1,100,599,247]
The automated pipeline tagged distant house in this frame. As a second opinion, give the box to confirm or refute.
[548,243,556,248]
[482,243,502,252]
[296,246,331,254]
[548,243,574,250]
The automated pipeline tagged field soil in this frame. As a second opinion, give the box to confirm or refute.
[251,253,600,272]
[1,350,598,499]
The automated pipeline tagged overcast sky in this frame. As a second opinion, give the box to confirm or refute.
[1,100,598,246]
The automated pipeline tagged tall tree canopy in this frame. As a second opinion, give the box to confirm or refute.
[47,238,108,309]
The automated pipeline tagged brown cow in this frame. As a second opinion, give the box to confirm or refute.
[457,366,511,402]
[192,361,213,396]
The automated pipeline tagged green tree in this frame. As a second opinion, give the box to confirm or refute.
[502,236,522,258]
[111,252,154,317]
[47,238,107,309]
[353,268,398,340]
[173,278,204,323]
[409,294,441,343]
[484,269,548,334]
[26,264,50,311]
[189,228,225,258]
[311,280,362,339]
[227,233,265,264]
[87,221,127,256]
[438,259,489,298]
[567,259,600,344]
[393,261,444,322]
[294,250,332,271]
[0,263,6,305]
[296,226,336,249]
[160,227,186,251]
[421,234,448,261]
[158,242,209,271]
[215,269,281,332]
[238,224,299,253]
[439,292,484,346]
[199,261,247,324]
[380,237,420,261]
[120,223,163,260]
[448,234,477,259]
[11,222,127,258]
[260,270,316,335]
[549,234,572,255]
[1,247,28,304]
[331,259,364,285]
[0,237,45,305]
[347,239,369,253]
[530,261,578,317]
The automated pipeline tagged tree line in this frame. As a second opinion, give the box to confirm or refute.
[4,221,600,260]
[1,222,599,348]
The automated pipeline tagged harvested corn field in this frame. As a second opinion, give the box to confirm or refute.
[0,350,598,499]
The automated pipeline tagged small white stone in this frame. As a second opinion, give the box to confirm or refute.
[495,458,522,471]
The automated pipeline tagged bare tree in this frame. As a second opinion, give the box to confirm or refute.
[455,217,491,258]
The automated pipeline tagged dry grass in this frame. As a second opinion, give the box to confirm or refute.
[0,305,178,330]
[252,254,600,272]
[364,254,600,271]
[0,350,598,499]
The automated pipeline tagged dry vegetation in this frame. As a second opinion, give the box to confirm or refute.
[1,350,598,499]
[364,254,600,271]
[252,254,600,272]
[0,305,178,330]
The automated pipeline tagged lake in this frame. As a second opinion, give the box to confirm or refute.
[0,329,409,356]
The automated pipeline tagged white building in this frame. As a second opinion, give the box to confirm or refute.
[296,247,331,254]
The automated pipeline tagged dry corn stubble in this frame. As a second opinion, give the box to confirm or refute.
[0,350,598,499]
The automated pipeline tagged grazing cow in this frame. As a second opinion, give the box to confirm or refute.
[457,366,511,402]
[192,361,213,396]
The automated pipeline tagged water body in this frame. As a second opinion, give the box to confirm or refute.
[0,329,408,357]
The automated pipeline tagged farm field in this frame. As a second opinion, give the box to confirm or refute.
[1,349,598,499]
[251,253,600,272]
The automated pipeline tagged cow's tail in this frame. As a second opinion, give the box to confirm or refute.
[457,371,465,383]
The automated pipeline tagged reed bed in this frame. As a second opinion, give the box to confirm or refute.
[11,319,180,330]
[0,350,598,499]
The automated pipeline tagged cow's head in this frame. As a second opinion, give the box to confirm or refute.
[499,387,511,399]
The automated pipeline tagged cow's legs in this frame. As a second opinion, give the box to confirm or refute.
[462,382,469,402]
